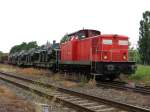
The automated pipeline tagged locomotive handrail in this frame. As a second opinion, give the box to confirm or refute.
[96,49,128,52]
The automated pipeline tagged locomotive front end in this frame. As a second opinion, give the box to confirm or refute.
[93,34,136,80]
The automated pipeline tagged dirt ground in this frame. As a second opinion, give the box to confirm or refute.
[0,64,79,88]
[0,85,35,112]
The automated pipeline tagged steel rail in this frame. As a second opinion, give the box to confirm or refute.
[97,81,150,95]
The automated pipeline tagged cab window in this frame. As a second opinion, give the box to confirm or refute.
[119,40,128,45]
[102,39,112,45]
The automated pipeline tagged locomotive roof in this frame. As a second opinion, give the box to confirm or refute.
[67,29,101,36]
[100,34,129,39]
[61,29,101,43]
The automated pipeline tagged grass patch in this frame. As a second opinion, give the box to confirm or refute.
[0,64,51,76]
[128,65,150,85]
[79,75,88,87]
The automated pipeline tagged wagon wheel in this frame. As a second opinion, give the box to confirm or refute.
[51,64,58,73]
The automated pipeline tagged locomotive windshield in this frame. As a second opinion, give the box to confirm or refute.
[118,40,128,45]
[102,39,112,45]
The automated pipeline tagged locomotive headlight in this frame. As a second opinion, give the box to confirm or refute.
[103,55,108,60]
[123,54,127,60]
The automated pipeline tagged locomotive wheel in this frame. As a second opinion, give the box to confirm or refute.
[51,65,58,73]
[96,75,107,81]
[107,74,119,81]
[97,74,117,81]
[107,75,116,81]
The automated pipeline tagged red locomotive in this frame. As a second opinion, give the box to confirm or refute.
[60,29,136,80]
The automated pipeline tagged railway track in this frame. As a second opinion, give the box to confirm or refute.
[97,81,150,95]
[0,72,149,112]
[62,74,150,95]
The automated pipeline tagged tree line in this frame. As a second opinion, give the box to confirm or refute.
[138,11,150,65]
[0,41,38,62]
[9,41,38,54]
[0,51,8,62]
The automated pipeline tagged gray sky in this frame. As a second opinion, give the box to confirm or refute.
[0,0,149,53]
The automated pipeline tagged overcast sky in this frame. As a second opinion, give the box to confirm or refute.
[0,0,149,52]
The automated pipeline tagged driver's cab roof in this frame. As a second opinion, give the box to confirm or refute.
[68,29,101,38]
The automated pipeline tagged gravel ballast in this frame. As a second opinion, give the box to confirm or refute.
[0,78,76,112]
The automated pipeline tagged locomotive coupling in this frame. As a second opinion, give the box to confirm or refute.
[107,64,115,71]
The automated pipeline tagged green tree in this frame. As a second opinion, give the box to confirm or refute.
[27,41,38,50]
[0,51,8,62]
[129,48,141,63]
[0,51,3,60]
[0,51,3,56]
[10,41,38,54]
[138,11,150,64]
[60,34,69,43]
